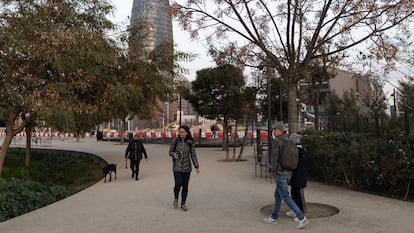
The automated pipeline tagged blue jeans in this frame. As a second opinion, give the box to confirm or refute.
[271,174,305,220]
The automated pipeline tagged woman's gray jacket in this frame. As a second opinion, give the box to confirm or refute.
[169,138,199,173]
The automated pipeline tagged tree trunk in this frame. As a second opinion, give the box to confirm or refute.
[287,81,298,133]
[120,118,125,145]
[223,116,229,160]
[25,127,32,168]
[0,109,36,176]
[313,88,320,130]
[76,130,80,142]
[232,121,237,160]
[237,118,250,161]
[0,133,13,177]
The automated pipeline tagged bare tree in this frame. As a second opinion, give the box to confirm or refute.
[172,0,414,133]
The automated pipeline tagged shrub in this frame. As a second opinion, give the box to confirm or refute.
[301,130,414,200]
[0,178,69,222]
[0,149,102,222]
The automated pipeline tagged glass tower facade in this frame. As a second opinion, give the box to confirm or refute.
[129,0,176,128]
[130,0,173,49]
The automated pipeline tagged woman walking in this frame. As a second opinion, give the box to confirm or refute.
[125,134,148,180]
[169,125,200,211]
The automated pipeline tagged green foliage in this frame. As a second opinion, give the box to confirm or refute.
[4,150,97,186]
[257,77,288,122]
[186,64,245,120]
[0,178,69,222]
[302,130,414,200]
[0,149,102,221]
[29,152,91,186]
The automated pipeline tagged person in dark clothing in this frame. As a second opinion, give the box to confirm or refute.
[264,123,308,229]
[287,133,308,216]
[168,125,200,211]
[125,134,148,180]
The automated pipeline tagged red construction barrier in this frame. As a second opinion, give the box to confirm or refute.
[150,132,156,138]
[247,131,253,137]
[171,132,177,138]
[260,131,268,139]
[205,132,212,138]
[193,131,200,138]
[217,131,223,138]
[161,132,167,138]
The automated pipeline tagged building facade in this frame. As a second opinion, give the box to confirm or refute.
[130,0,173,50]
[128,0,185,130]
[300,68,374,130]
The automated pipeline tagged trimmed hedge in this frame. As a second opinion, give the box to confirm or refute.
[0,178,69,222]
[301,130,414,200]
[0,149,104,222]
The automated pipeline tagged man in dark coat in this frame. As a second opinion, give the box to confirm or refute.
[125,134,148,180]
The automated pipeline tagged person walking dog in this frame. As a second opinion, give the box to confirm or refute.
[125,134,148,181]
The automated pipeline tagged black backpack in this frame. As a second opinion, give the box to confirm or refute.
[279,137,299,171]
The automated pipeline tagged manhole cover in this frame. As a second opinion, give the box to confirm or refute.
[261,203,339,218]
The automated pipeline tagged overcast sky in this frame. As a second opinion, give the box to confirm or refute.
[109,0,412,106]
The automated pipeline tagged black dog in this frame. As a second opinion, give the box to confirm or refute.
[103,163,117,183]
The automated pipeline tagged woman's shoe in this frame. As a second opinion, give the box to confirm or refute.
[181,205,188,211]
[173,199,178,209]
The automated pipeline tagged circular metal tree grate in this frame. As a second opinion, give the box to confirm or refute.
[261,203,339,218]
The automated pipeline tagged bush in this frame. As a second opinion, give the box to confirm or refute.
[29,152,92,186]
[301,130,414,200]
[0,178,69,222]
[0,149,103,222]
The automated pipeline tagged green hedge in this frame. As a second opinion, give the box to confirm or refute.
[301,130,414,200]
[0,149,102,222]
[0,178,69,222]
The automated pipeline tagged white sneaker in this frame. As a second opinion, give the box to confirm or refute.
[296,216,309,229]
[263,215,278,224]
[286,210,297,218]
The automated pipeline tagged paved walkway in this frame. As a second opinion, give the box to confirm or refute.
[0,138,413,233]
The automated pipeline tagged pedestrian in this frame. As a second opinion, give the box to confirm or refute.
[210,124,217,138]
[286,133,308,218]
[169,125,200,211]
[228,125,232,138]
[263,122,309,229]
[125,133,148,181]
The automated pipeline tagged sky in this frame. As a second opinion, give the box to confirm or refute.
[109,0,412,106]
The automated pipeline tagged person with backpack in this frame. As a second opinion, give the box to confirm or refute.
[168,125,200,211]
[263,122,309,229]
[125,133,148,181]
[286,133,308,218]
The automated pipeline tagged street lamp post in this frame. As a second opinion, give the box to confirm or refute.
[179,93,182,127]
[393,88,397,117]
[266,68,272,161]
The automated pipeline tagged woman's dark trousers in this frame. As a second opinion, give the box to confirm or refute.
[174,171,191,205]
[130,158,141,180]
